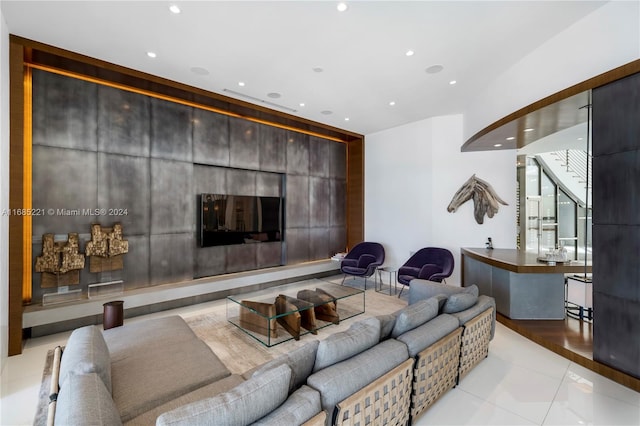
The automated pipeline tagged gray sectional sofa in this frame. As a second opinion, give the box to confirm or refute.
[46,280,495,426]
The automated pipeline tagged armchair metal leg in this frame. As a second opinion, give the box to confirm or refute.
[341,275,346,285]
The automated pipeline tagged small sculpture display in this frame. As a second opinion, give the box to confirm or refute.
[85,223,129,272]
[447,174,508,224]
[35,233,85,287]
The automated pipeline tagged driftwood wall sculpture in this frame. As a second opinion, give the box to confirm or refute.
[447,174,508,224]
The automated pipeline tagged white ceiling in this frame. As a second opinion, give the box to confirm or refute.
[1,1,607,135]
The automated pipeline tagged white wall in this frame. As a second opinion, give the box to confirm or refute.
[0,7,10,376]
[464,0,640,140]
[365,114,516,285]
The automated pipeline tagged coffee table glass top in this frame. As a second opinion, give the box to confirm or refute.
[226,280,365,347]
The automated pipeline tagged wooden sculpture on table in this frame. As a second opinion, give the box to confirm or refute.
[297,288,340,325]
[85,223,129,272]
[35,233,85,288]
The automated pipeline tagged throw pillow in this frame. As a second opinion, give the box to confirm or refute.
[313,317,380,372]
[376,314,397,341]
[251,340,319,394]
[391,298,439,338]
[58,325,112,393]
[442,292,479,313]
[156,364,291,426]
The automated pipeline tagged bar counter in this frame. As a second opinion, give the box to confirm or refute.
[461,248,591,320]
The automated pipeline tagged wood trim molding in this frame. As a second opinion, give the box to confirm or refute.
[9,39,26,355]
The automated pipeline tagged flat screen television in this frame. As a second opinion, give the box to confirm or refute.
[199,194,284,247]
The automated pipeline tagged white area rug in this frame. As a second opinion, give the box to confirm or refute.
[183,277,407,374]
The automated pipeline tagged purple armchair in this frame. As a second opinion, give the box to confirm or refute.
[340,242,385,290]
[397,247,454,294]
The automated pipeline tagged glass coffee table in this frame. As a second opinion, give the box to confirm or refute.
[227,281,365,347]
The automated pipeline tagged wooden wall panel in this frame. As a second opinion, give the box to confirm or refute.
[346,138,364,250]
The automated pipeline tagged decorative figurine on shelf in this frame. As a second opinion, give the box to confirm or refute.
[486,237,494,250]
[85,223,129,273]
[35,233,85,288]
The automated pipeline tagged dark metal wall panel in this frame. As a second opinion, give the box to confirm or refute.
[286,175,309,228]
[592,71,640,379]
[229,116,259,170]
[593,293,640,378]
[329,142,347,179]
[193,108,230,166]
[330,179,347,227]
[150,98,193,162]
[309,227,330,260]
[32,146,98,236]
[226,168,257,195]
[286,228,310,265]
[97,85,151,157]
[257,242,283,268]
[310,177,330,227]
[32,70,98,150]
[309,136,330,177]
[329,227,347,255]
[150,159,194,234]
[256,172,282,197]
[97,153,150,235]
[149,233,194,285]
[226,244,258,273]
[193,164,227,196]
[286,132,309,175]
[592,73,640,157]
[117,235,150,290]
[194,245,226,279]
[592,152,640,225]
[259,124,287,172]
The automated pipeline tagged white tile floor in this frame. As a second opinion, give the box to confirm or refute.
[2,284,639,426]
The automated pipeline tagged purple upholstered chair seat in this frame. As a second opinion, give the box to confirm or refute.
[397,248,454,296]
[340,242,385,290]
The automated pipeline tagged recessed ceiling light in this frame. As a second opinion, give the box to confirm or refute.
[425,64,444,74]
[506,136,516,141]
[337,2,348,12]
[494,143,503,147]
[312,67,324,73]
[190,67,209,75]
[449,80,457,85]
[389,101,396,106]
[146,51,157,58]
[345,117,350,121]
[238,81,245,87]
[169,5,181,14]
[577,137,584,141]
[524,128,534,132]
[321,110,333,115]
[405,50,415,57]
[299,102,305,107]
[267,92,281,99]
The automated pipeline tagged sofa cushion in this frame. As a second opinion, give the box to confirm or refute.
[313,317,380,372]
[55,372,122,426]
[59,325,112,393]
[125,374,246,426]
[450,295,497,339]
[391,298,439,338]
[251,385,321,426]
[249,340,319,394]
[396,314,460,357]
[156,364,291,426]
[442,292,479,313]
[111,337,231,422]
[103,315,198,363]
[377,314,397,341]
[408,279,478,305]
[307,339,409,420]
